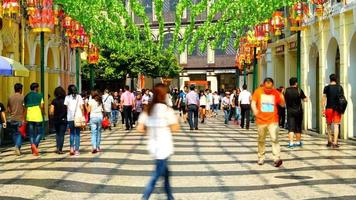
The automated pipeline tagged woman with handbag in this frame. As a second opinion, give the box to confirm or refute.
[222,92,232,125]
[87,90,104,154]
[50,87,67,154]
[64,85,85,156]
[137,83,180,200]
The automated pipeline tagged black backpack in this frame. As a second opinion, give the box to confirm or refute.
[335,86,347,114]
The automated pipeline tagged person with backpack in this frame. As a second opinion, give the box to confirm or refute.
[284,78,307,148]
[177,86,188,123]
[322,74,347,148]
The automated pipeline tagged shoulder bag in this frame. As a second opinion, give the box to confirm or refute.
[74,96,86,128]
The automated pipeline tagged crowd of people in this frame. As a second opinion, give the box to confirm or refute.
[0,73,346,199]
[0,83,156,156]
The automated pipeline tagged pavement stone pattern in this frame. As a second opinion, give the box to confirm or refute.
[0,114,356,200]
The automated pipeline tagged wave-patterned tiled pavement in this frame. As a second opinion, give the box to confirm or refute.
[0,115,356,200]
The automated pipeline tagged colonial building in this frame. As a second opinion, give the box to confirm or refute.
[0,13,78,145]
[258,0,356,140]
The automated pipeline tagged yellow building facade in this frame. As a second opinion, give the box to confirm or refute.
[259,1,356,140]
[0,17,76,121]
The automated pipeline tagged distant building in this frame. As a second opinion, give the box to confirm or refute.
[127,0,238,92]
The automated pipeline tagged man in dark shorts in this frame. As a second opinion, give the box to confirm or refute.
[284,77,307,148]
[322,74,344,148]
[177,86,188,123]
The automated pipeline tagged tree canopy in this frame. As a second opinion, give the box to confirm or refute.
[81,46,181,80]
[55,0,304,54]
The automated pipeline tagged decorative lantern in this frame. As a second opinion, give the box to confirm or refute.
[312,0,327,17]
[28,0,55,33]
[88,43,99,64]
[262,20,270,40]
[290,2,309,31]
[72,20,80,31]
[271,11,284,36]
[26,0,36,7]
[63,15,72,28]
[255,24,265,42]
[2,0,20,17]
[26,0,37,15]
[53,4,62,25]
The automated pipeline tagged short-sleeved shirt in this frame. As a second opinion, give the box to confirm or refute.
[102,94,114,112]
[239,90,251,105]
[0,103,5,123]
[284,87,306,114]
[8,93,24,122]
[186,91,199,105]
[200,95,207,106]
[213,94,220,104]
[24,92,44,122]
[135,99,143,112]
[138,103,177,159]
[222,97,231,106]
[64,95,84,121]
[323,84,344,109]
[51,98,67,122]
[179,92,187,105]
[88,99,103,118]
[142,94,151,105]
[112,97,119,110]
[252,87,284,125]
[121,91,135,106]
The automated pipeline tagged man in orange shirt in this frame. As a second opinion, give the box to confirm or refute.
[251,78,285,167]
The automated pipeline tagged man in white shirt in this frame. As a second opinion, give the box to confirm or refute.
[238,84,252,130]
[102,89,114,130]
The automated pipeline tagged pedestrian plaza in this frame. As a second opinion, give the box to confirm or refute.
[1,116,355,200]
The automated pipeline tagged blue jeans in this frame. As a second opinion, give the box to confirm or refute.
[27,122,43,147]
[105,112,112,126]
[188,104,199,129]
[54,121,67,151]
[224,109,231,124]
[111,110,119,125]
[213,104,219,113]
[143,159,173,200]
[235,107,241,121]
[9,121,23,149]
[90,117,103,149]
[68,121,81,151]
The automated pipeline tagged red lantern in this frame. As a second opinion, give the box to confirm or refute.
[72,20,80,31]
[3,0,20,16]
[255,24,265,42]
[290,2,309,31]
[88,44,99,64]
[312,0,327,17]
[63,16,72,28]
[28,0,54,33]
[271,11,284,36]
[26,0,36,7]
